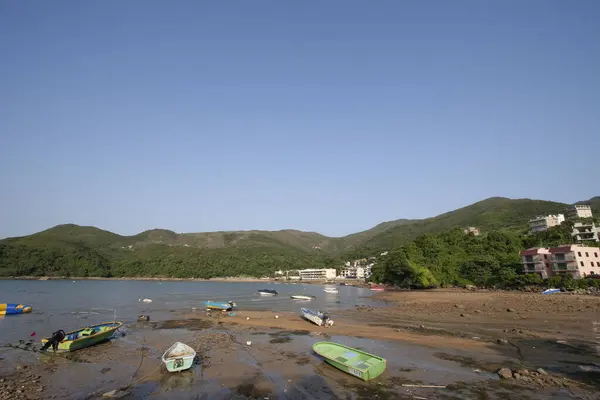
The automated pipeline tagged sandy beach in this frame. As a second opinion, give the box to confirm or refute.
[1,289,599,399]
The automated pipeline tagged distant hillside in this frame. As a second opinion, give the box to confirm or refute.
[345,197,571,256]
[0,196,598,278]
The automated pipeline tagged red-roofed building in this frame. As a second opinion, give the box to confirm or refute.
[520,245,600,279]
[520,248,552,278]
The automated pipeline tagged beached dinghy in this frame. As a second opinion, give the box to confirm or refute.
[0,303,32,316]
[313,341,386,381]
[290,295,315,300]
[40,321,123,353]
[258,289,278,296]
[301,308,334,327]
[204,301,236,311]
[162,342,196,372]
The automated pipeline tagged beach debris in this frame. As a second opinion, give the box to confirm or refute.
[401,384,446,388]
[101,367,111,373]
[246,317,250,320]
[536,368,547,375]
[275,315,279,319]
[137,315,150,322]
[246,341,252,346]
[506,308,515,312]
[102,389,130,398]
[497,339,509,345]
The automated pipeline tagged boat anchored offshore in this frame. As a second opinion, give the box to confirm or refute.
[313,341,386,381]
[290,295,315,300]
[162,342,196,372]
[323,288,338,294]
[203,301,236,311]
[301,308,334,327]
[41,321,123,353]
[258,289,278,296]
[0,303,32,316]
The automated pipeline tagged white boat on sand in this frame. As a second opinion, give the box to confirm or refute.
[162,342,196,372]
[301,308,334,327]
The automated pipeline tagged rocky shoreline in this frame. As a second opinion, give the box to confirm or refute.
[1,288,599,399]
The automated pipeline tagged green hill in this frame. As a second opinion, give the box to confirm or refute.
[1,196,598,278]
[345,197,571,256]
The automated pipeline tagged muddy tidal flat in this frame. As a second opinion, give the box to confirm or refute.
[1,283,599,399]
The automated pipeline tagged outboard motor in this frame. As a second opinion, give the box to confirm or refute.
[41,329,65,352]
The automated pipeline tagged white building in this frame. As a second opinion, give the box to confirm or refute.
[529,214,565,233]
[340,267,358,279]
[566,205,593,219]
[463,226,481,236]
[298,268,337,280]
[572,222,600,242]
[339,264,373,280]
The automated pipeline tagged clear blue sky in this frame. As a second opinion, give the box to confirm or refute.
[1,1,599,239]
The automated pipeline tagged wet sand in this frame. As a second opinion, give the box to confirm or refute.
[1,289,599,399]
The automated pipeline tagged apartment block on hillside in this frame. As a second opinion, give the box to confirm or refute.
[528,214,565,233]
[572,222,600,242]
[566,204,594,219]
[520,245,600,279]
[520,248,553,278]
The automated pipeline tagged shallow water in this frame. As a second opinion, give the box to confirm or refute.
[0,280,379,343]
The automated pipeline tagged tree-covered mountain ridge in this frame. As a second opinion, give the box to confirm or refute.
[1,196,598,278]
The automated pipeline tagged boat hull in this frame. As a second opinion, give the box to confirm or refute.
[0,303,32,315]
[301,308,332,327]
[162,342,196,372]
[41,322,122,353]
[204,301,236,311]
[313,341,386,381]
[291,295,313,300]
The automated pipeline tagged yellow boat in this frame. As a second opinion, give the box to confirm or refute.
[41,321,123,353]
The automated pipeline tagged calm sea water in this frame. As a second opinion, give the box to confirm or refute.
[0,280,379,344]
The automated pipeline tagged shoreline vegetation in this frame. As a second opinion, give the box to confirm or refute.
[1,197,599,289]
[0,275,368,286]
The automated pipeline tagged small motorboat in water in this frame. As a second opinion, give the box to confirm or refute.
[258,289,278,296]
[301,308,334,327]
[204,301,236,311]
[162,342,196,372]
[290,295,315,300]
[323,288,338,294]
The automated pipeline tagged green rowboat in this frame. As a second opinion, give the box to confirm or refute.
[41,321,122,353]
[312,341,386,381]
